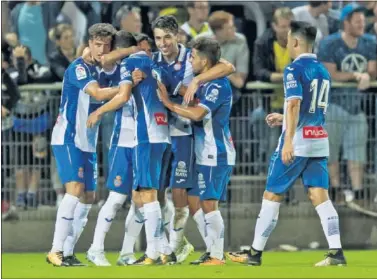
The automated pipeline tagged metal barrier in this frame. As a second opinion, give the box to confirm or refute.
[2,81,377,250]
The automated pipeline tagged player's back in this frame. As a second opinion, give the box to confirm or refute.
[120,52,169,145]
[280,54,331,157]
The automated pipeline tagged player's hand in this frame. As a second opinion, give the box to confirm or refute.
[266,113,283,127]
[184,77,200,104]
[157,80,170,105]
[87,111,102,128]
[12,45,26,58]
[1,106,10,118]
[82,47,95,65]
[357,73,370,91]
[132,68,145,86]
[281,141,294,165]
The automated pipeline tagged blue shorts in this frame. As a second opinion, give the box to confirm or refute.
[133,142,167,190]
[106,146,133,195]
[52,144,97,192]
[266,152,329,194]
[169,136,198,196]
[196,164,233,201]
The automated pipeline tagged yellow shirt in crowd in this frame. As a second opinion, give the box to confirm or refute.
[272,41,291,109]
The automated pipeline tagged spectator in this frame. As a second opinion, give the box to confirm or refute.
[1,53,20,220]
[250,7,293,173]
[114,5,143,33]
[366,2,377,35]
[204,10,249,104]
[134,33,154,56]
[292,1,331,52]
[48,24,76,82]
[181,0,213,42]
[177,28,189,46]
[318,3,377,207]
[6,1,65,65]
[7,45,52,209]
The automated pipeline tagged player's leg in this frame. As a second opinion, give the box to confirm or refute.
[132,143,173,265]
[118,190,144,266]
[227,152,304,266]
[63,152,97,266]
[159,145,174,232]
[88,147,131,266]
[47,145,85,267]
[303,158,346,266]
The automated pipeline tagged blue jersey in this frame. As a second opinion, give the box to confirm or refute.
[105,64,135,148]
[277,53,330,157]
[152,44,194,136]
[318,33,376,114]
[51,57,115,152]
[119,51,170,145]
[194,77,236,166]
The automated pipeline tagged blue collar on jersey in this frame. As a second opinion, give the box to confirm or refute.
[293,53,317,62]
[157,44,187,65]
[130,50,148,58]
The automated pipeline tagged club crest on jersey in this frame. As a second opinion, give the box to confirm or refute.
[114,175,122,187]
[174,62,181,71]
[154,112,168,125]
[206,88,219,103]
[75,65,87,80]
[78,167,84,179]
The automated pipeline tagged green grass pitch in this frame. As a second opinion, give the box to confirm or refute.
[2,251,377,278]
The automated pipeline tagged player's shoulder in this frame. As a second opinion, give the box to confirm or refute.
[359,33,377,46]
[320,32,342,47]
[67,57,92,81]
[204,77,231,95]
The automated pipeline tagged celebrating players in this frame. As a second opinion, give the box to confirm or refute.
[47,23,119,267]
[157,36,236,265]
[226,21,347,267]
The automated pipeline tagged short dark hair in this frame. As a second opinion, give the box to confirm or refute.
[191,37,221,67]
[290,20,317,45]
[114,30,137,49]
[309,1,329,8]
[134,32,153,46]
[88,23,117,41]
[151,15,179,35]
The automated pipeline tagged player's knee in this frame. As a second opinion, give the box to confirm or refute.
[307,187,329,207]
[172,188,188,207]
[200,200,218,214]
[263,191,283,202]
[80,191,96,204]
[65,181,85,198]
[131,190,143,208]
[139,189,157,204]
[188,196,200,216]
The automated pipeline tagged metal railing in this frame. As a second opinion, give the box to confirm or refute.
[2,81,376,209]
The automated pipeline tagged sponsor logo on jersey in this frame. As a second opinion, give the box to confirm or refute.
[198,173,206,189]
[303,126,328,139]
[75,65,87,80]
[175,161,188,178]
[154,113,168,125]
[78,167,84,179]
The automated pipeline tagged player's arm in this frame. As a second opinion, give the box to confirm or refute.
[101,47,139,69]
[323,62,358,81]
[184,58,235,103]
[87,82,132,128]
[85,82,119,101]
[157,81,208,121]
[367,60,377,80]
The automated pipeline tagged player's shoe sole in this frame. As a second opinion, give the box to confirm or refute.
[199,257,225,266]
[225,251,249,264]
[315,250,347,267]
[132,254,157,266]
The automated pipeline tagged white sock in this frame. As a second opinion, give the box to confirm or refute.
[51,194,79,252]
[63,202,92,257]
[315,200,342,249]
[120,203,145,255]
[161,231,173,255]
[91,192,126,251]
[169,206,189,252]
[204,210,224,260]
[193,208,210,252]
[162,199,174,233]
[252,199,280,251]
[144,201,163,260]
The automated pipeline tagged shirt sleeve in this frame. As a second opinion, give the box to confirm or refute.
[197,83,224,113]
[366,37,377,61]
[119,58,135,85]
[182,51,194,86]
[235,37,250,75]
[69,62,96,91]
[283,66,303,100]
[317,38,335,63]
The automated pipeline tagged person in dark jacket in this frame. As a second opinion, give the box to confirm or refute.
[48,23,76,82]
[1,54,20,220]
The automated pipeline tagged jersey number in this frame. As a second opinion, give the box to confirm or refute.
[309,79,329,114]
